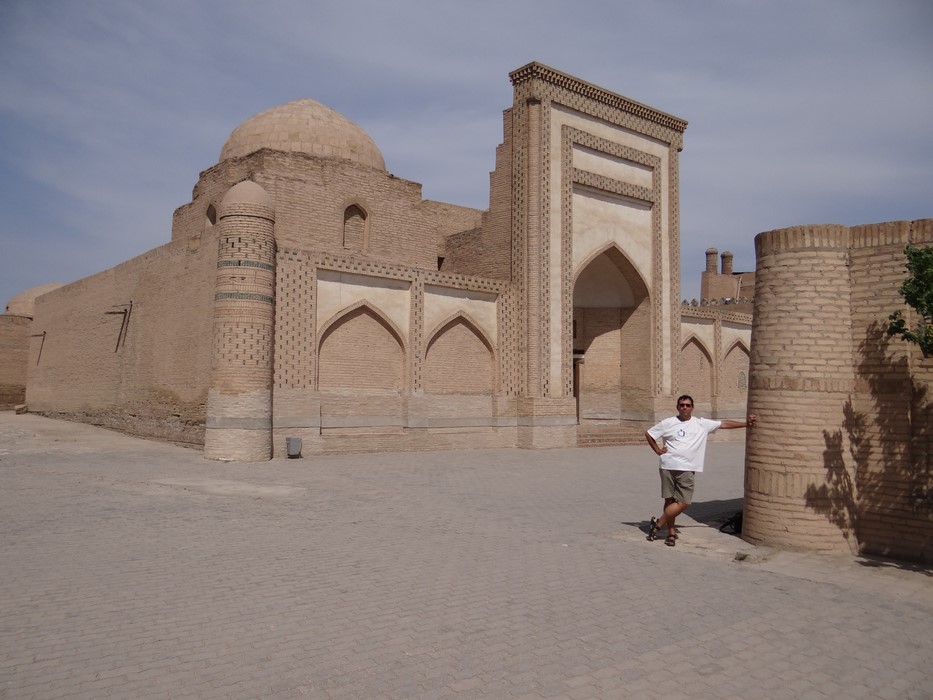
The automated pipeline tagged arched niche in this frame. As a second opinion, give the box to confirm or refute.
[318,303,405,391]
[572,244,651,421]
[423,313,494,394]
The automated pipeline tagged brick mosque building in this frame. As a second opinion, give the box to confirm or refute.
[3,62,928,561]
[0,62,754,460]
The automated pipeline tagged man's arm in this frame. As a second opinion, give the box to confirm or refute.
[719,414,758,430]
[645,431,667,455]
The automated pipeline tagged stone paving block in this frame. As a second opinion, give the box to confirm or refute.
[0,414,931,699]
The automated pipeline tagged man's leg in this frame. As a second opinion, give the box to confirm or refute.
[656,497,674,529]
[661,498,688,535]
[657,498,688,532]
[661,471,694,539]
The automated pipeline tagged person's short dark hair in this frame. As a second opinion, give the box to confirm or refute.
[676,394,694,406]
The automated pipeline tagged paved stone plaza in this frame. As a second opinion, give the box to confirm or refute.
[1,413,930,699]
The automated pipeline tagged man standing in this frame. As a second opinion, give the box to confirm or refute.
[644,395,757,546]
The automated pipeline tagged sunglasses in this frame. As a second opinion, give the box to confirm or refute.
[677,403,693,408]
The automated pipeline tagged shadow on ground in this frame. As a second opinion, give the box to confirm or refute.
[621,497,744,536]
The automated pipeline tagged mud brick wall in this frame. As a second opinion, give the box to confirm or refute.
[25,238,217,444]
[0,315,30,408]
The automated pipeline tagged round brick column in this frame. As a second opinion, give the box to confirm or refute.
[204,180,276,461]
[744,224,857,552]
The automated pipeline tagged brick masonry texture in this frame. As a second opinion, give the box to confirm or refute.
[0,315,29,408]
[23,238,217,445]
[205,184,276,460]
[9,62,752,462]
[746,220,933,563]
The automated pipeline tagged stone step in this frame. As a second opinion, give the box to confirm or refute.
[576,424,648,448]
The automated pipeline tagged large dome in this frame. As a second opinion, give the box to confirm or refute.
[220,99,385,170]
[4,282,64,317]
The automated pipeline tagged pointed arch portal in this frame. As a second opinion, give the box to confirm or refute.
[572,245,651,423]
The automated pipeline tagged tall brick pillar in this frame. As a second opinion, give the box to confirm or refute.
[744,225,856,552]
[204,180,276,461]
[508,73,577,448]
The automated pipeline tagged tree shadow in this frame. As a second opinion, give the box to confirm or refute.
[804,322,933,567]
[687,497,745,531]
[855,554,932,576]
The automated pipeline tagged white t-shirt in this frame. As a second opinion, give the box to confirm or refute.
[646,415,721,473]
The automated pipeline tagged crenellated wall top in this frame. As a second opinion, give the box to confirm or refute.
[849,218,933,248]
[509,61,688,134]
[680,305,752,325]
[755,219,933,257]
[754,224,849,257]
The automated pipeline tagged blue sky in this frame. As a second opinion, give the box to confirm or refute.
[1,0,931,309]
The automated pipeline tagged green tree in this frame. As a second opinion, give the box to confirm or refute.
[887,245,933,357]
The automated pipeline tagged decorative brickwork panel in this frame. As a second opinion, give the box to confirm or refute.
[205,185,277,461]
[562,126,662,401]
[410,277,425,393]
[509,62,687,141]
[275,250,314,389]
[525,98,545,397]
[211,214,276,391]
[499,288,523,396]
[508,63,684,413]
[667,143,682,398]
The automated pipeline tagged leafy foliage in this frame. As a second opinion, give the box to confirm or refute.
[887,245,933,357]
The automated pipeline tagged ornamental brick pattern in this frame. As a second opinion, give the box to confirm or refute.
[204,182,276,461]
[505,61,687,442]
[561,126,662,401]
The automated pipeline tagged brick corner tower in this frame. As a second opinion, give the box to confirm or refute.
[744,224,856,552]
[204,180,277,461]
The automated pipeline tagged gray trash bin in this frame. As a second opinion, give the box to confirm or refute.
[286,437,302,458]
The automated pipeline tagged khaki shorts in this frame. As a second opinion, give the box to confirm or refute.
[660,469,696,504]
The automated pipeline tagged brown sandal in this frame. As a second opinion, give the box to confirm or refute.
[664,534,676,547]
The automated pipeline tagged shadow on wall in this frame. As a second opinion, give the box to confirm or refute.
[806,322,933,565]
